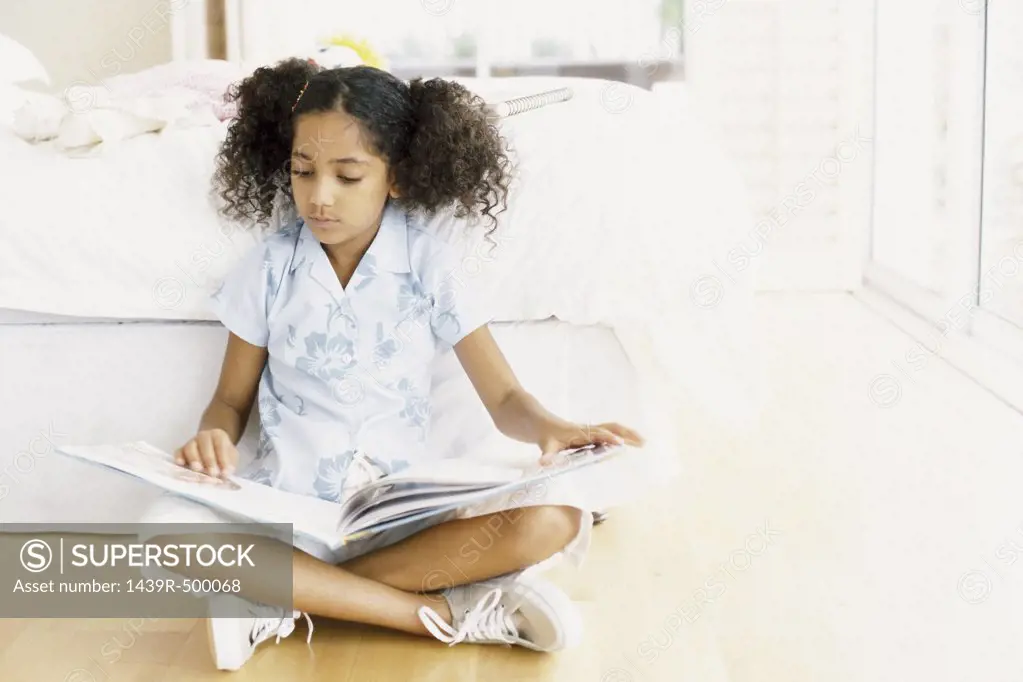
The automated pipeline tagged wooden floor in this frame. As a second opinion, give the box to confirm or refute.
[4,292,1023,682]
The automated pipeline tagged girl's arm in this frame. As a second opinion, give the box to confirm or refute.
[175,333,267,476]
[453,327,645,464]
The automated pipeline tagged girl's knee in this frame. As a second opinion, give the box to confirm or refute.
[509,505,584,565]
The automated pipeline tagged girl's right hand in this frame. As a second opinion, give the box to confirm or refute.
[174,429,238,478]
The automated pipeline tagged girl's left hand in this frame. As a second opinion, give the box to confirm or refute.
[538,421,645,465]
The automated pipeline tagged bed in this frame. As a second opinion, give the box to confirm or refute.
[0,62,761,528]
[0,313,658,524]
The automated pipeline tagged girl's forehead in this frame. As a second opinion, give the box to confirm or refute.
[292,111,370,159]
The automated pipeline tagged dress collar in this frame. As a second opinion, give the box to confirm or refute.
[367,200,411,274]
[291,201,411,297]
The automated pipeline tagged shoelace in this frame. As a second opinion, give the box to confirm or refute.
[251,612,315,646]
[418,588,519,646]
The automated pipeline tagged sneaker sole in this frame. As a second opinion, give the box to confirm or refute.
[207,617,252,671]
[508,578,584,652]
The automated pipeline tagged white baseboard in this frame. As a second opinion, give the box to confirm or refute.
[854,284,1023,414]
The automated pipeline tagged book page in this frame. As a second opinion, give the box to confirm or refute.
[345,483,496,526]
[335,457,527,526]
[56,442,344,548]
[341,444,629,537]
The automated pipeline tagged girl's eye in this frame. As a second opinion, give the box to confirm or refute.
[289,170,360,184]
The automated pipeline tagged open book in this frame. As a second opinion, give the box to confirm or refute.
[54,441,628,552]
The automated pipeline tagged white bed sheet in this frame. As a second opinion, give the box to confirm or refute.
[0,319,678,526]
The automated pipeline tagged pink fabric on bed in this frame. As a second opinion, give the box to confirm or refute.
[99,59,247,121]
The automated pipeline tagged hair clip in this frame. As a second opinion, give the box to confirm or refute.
[292,79,310,113]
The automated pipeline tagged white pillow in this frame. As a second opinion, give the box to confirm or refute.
[0,33,50,86]
[9,90,66,141]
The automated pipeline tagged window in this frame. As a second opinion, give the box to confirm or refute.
[866,0,1023,403]
[978,1,1023,330]
[284,0,684,86]
[868,0,985,314]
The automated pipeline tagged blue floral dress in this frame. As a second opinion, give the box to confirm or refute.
[209,201,489,503]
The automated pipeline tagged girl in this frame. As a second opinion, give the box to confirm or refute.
[143,57,644,671]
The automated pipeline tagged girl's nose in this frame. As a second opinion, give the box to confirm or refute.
[311,176,335,207]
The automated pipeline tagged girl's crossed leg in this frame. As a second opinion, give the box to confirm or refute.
[138,493,592,671]
[292,504,583,634]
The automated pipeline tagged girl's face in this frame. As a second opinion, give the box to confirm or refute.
[290,110,397,246]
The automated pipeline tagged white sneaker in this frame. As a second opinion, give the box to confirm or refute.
[418,577,582,652]
[207,610,315,671]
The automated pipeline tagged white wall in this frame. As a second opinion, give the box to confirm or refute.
[0,0,196,93]
[683,0,875,292]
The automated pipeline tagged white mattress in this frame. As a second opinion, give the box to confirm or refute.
[0,318,672,525]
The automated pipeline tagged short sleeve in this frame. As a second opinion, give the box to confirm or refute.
[208,241,273,347]
[425,241,492,349]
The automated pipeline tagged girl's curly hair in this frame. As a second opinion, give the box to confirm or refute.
[211,58,512,238]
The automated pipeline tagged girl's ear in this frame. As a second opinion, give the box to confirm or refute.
[387,172,401,199]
